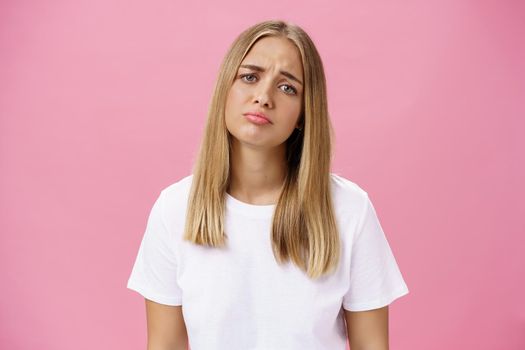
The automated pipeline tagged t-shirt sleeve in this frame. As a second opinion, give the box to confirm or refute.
[126,190,183,306]
[342,193,409,311]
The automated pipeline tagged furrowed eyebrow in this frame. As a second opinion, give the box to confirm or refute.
[239,64,303,85]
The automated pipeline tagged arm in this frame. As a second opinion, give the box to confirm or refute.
[145,299,188,350]
[344,305,389,350]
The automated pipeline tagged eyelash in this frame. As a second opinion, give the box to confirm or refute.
[239,73,298,95]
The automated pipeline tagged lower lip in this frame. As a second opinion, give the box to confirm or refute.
[244,114,270,125]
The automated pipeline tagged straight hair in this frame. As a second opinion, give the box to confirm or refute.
[183,19,339,279]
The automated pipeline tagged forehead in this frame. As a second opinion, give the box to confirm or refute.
[241,36,303,77]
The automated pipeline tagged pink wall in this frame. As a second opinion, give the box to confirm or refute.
[1,0,523,349]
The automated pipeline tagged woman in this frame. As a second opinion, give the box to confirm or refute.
[127,19,409,349]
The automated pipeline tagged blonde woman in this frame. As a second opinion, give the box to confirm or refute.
[127,20,409,350]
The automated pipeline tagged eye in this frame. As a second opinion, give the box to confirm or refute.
[240,73,257,83]
[239,73,298,96]
[280,84,298,95]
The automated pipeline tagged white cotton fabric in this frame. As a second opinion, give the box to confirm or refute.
[127,173,409,349]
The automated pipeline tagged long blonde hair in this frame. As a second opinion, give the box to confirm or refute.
[183,20,338,279]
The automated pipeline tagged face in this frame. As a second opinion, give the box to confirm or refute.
[224,36,304,150]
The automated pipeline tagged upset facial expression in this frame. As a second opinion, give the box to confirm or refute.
[224,36,304,149]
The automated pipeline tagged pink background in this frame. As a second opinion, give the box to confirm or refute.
[1,0,524,349]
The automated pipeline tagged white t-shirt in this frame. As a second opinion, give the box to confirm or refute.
[127,173,409,349]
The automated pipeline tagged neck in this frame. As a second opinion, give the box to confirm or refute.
[227,139,287,205]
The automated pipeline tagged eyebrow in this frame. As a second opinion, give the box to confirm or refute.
[239,64,303,85]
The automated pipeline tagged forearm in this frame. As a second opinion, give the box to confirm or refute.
[147,340,188,350]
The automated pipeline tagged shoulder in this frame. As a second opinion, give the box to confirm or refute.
[156,172,370,217]
[329,172,370,216]
[160,173,194,199]
[156,174,194,224]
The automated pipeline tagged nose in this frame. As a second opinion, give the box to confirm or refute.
[253,80,273,108]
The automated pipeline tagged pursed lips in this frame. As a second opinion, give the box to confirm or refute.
[243,111,272,124]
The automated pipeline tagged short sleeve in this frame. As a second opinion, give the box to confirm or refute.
[342,193,409,311]
[126,190,183,306]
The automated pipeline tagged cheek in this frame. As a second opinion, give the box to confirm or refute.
[225,86,244,116]
[281,99,302,124]
[225,88,243,128]
[229,83,245,101]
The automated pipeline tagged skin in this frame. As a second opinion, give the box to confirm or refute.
[225,36,304,205]
[345,306,389,349]
[145,300,187,350]
[144,35,389,350]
